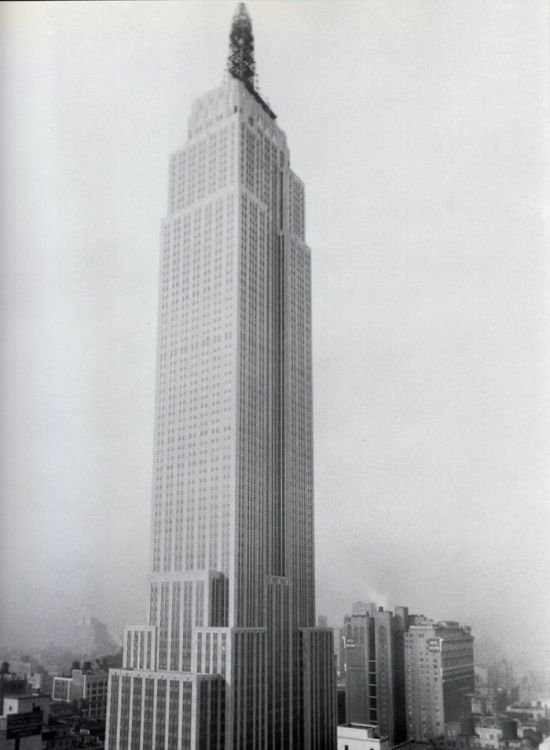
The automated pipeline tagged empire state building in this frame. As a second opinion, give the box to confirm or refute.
[105,5,336,749]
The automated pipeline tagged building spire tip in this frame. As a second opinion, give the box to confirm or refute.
[228,1,256,89]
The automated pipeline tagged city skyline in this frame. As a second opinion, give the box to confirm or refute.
[1,0,549,678]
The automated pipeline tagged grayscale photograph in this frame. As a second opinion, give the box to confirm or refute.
[0,2,548,749]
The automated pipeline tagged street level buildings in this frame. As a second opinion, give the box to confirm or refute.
[105,4,336,749]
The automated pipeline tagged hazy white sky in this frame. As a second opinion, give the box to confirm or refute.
[1,1,548,672]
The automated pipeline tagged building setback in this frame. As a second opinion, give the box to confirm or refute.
[105,4,336,749]
[405,619,474,742]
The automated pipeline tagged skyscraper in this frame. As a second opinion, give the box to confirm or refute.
[405,619,474,742]
[105,5,336,749]
[342,602,408,747]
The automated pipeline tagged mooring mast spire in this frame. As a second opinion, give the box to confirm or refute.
[226,3,277,119]
[228,3,256,90]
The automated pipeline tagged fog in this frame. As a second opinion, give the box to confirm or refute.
[1,1,548,673]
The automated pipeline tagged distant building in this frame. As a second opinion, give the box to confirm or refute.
[74,616,118,659]
[1,661,54,701]
[27,672,53,695]
[342,602,409,746]
[2,663,31,682]
[506,701,550,725]
[475,666,488,687]
[405,619,474,742]
[487,661,515,694]
[444,715,528,750]
[52,665,108,721]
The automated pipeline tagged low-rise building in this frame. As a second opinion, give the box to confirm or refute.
[506,702,550,725]
[0,694,51,750]
[52,667,108,721]
[338,722,390,750]
[443,713,540,750]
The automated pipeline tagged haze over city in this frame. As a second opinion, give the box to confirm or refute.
[1,0,548,676]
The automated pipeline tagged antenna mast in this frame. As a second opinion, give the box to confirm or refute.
[226,3,277,119]
[228,3,256,90]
